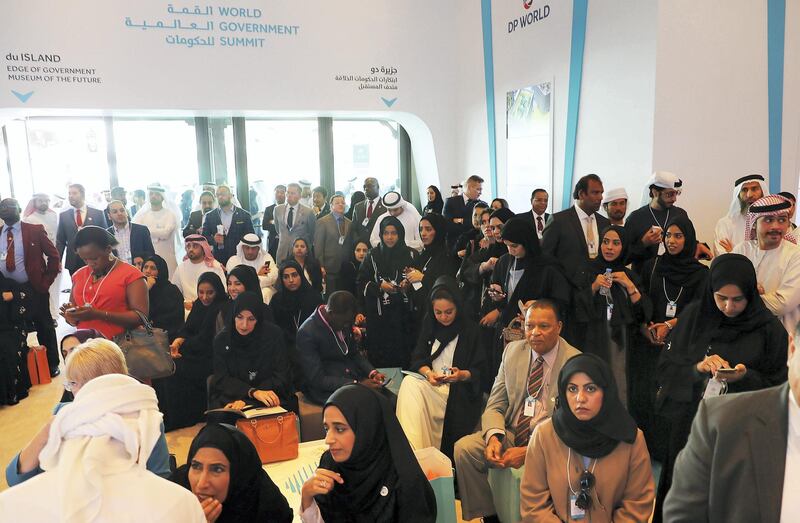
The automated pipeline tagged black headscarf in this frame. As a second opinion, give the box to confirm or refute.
[423,186,444,215]
[271,260,322,334]
[144,254,171,287]
[223,292,265,356]
[486,208,516,258]
[500,217,557,269]
[590,225,628,273]
[170,424,293,523]
[372,215,414,278]
[228,265,262,299]
[552,354,638,458]
[651,214,708,288]
[316,384,437,523]
[419,276,464,357]
[195,271,227,310]
[415,213,450,272]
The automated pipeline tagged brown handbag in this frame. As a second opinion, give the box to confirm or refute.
[236,411,299,464]
[502,316,525,343]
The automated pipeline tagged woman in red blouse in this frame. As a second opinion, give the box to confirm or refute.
[60,226,149,339]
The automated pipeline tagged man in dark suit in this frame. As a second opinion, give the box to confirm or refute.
[663,328,800,522]
[516,188,550,239]
[182,190,216,238]
[0,198,61,376]
[102,186,128,225]
[312,186,330,219]
[443,175,486,249]
[106,200,155,269]
[202,185,255,266]
[261,184,286,260]
[349,177,386,244]
[56,183,108,275]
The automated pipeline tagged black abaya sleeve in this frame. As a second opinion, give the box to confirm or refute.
[253,323,296,403]
[149,284,185,343]
[731,318,788,391]
[357,252,380,298]
[210,335,251,405]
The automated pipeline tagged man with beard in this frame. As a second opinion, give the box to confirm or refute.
[201,184,255,266]
[602,187,628,226]
[261,184,286,259]
[132,184,180,274]
[23,194,60,318]
[170,234,226,307]
[56,183,108,275]
[0,198,61,376]
[714,174,768,254]
[733,194,800,333]
[105,200,154,268]
[182,191,216,238]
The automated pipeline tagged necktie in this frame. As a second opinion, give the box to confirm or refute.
[5,227,15,272]
[287,206,294,229]
[537,216,544,234]
[514,356,545,446]
[367,200,374,219]
[75,209,83,227]
[586,215,596,258]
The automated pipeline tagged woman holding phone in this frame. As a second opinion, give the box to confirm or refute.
[653,253,787,520]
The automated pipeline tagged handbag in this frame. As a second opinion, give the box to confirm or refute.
[237,411,299,464]
[27,346,51,385]
[502,316,525,343]
[114,310,175,380]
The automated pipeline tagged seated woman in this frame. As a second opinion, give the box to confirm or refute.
[338,240,370,297]
[209,292,298,414]
[5,339,172,488]
[171,423,293,523]
[300,384,437,522]
[60,225,148,339]
[271,260,324,347]
[216,264,274,334]
[573,225,650,405]
[0,273,30,406]
[142,254,185,342]
[654,253,788,517]
[162,272,228,431]
[520,354,655,522]
[58,328,105,403]
[285,237,323,294]
[396,276,485,460]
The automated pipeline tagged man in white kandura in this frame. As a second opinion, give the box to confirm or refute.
[369,191,423,252]
[715,174,768,255]
[133,184,180,275]
[171,234,226,311]
[225,233,277,302]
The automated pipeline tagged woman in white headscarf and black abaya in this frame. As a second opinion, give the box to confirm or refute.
[356,215,417,368]
[521,354,655,522]
[300,384,437,522]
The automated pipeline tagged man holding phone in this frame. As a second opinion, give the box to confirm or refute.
[225,233,278,301]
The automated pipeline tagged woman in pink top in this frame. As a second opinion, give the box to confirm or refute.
[60,226,148,339]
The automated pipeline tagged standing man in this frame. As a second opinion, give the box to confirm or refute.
[715,174,768,254]
[779,191,798,231]
[443,175,486,249]
[314,194,351,294]
[132,184,180,275]
[103,186,127,225]
[23,194,60,319]
[453,301,581,523]
[350,177,385,245]
[368,191,424,252]
[0,198,61,377]
[261,184,286,260]
[517,188,550,239]
[106,200,154,269]
[732,194,800,333]
[56,183,108,276]
[299,180,313,208]
[201,185,255,266]
[624,171,688,274]
[182,191,216,238]
[129,189,146,218]
[312,186,330,219]
[274,182,316,263]
[541,174,609,281]
[225,233,278,301]
[602,187,629,226]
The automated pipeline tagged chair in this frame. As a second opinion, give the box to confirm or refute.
[296,391,325,442]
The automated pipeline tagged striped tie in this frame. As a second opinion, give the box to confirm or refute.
[514,356,545,446]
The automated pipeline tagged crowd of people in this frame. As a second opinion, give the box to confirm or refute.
[0,170,797,522]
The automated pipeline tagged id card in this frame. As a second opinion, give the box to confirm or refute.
[606,303,614,321]
[362,218,369,227]
[338,236,345,245]
[703,378,726,398]
[0,252,6,261]
[569,494,586,520]
[665,301,677,318]
[658,243,666,256]
[412,281,423,291]
[523,396,538,417]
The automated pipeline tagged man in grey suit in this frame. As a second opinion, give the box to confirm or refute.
[454,300,581,523]
[314,194,351,294]
[663,325,800,523]
[56,183,108,275]
[274,182,316,263]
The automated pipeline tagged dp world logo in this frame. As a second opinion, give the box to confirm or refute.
[523,0,534,9]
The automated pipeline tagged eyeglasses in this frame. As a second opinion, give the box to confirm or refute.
[62,378,78,392]
[575,470,595,510]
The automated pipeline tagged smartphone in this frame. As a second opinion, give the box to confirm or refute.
[716,367,738,377]
[264,260,271,267]
[65,307,79,314]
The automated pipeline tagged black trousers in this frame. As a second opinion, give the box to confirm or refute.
[20,282,59,373]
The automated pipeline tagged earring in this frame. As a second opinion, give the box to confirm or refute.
[108,254,114,261]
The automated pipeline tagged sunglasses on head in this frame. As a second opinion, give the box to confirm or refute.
[575,470,595,510]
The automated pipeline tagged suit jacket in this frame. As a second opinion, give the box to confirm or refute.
[106,223,155,263]
[19,222,60,294]
[313,213,351,275]
[315,203,331,220]
[541,206,610,280]
[664,383,790,523]
[481,337,581,446]
[516,210,550,229]
[274,203,316,263]
[350,198,386,245]
[443,195,486,247]
[56,206,108,273]
[182,209,207,238]
[201,206,255,266]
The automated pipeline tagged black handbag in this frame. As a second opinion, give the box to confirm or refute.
[114,310,175,380]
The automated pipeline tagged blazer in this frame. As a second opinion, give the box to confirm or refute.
[182,209,207,238]
[18,222,60,294]
[261,203,279,255]
[481,337,581,446]
[313,213,351,275]
[350,198,386,245]
[515,210,550,229]
[274,203,316,263]
[201,206,255,266]
[443,195,485,247]
[541,206,610,280]
[663,383,791,523]
[56,206,108,273]
[521,421,654,523]
[106,223,155,263]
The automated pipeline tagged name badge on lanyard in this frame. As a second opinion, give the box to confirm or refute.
[362,218,370,227]
[666,301,677,318]
[658,242,666,256]
[339,236,345,245]
[570,494,586,520]
[606,303,614,321]
[524,396,538,417]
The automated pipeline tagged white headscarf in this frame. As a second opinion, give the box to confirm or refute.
[38,374,162,523]
[640,171,682,206]
[234,233,270,268]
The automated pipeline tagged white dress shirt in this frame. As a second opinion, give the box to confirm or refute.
[780,390,800,522]
[574,205,599,257]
